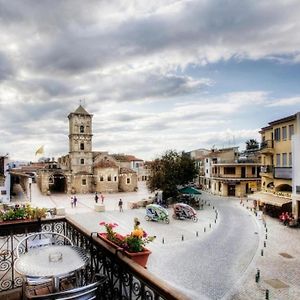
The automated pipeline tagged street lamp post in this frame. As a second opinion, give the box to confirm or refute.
[28,178,32,202]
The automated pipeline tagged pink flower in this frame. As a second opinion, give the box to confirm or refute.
[99,221,105,225]
[143,231,148,237]
[108,223,116,228]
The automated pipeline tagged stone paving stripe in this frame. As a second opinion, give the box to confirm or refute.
[279,252,294,259]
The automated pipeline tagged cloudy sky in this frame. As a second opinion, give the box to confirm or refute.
[1,0,300,162]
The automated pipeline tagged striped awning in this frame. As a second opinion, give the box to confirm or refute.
[248,192,291,207]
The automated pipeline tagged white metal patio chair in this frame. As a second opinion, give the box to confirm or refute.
[24,276,107,300]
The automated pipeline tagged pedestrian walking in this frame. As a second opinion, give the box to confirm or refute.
[154,192,158,204]
[73,195,78,207]
[100,192,104,204]
[118,199,123,212]
[95,192,98,203]
[71,196,74,208]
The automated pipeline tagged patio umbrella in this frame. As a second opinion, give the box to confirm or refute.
[178,186,201,195]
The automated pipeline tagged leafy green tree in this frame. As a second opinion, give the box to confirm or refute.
[147,150,198,200]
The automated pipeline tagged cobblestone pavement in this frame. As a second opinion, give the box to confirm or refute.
[22,184,300,299]
[230,201,300,300]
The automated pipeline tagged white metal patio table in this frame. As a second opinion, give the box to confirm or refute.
[15,245,89,291]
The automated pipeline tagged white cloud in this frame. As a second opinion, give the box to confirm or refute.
[267,96,300,107]
[2,0,300,78]
[173,91,269,116]
[0,1,300,161]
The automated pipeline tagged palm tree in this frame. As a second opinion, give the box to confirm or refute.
[245,139,259,151]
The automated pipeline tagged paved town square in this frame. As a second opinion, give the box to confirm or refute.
[17,182,299,300]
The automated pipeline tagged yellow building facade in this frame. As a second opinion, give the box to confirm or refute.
[211,163,260,197]
[253,113,299,217]
[198,147,261,197]
[260,115,295,194]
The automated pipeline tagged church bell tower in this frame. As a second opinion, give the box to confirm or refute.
[68,105,93,174]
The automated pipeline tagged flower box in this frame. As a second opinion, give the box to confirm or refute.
[123,248,151,268]
[98,233,123,250]
[98,233,151,268]
[0,218,42,236]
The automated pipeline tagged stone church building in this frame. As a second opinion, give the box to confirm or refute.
[37,105,138,194]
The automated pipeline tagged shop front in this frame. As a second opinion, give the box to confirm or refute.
[249,192,292,218]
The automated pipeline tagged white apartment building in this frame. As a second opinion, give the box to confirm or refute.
[0,155,11,203]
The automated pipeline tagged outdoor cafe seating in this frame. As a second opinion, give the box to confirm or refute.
[24,277,106,300]
[0,216,183,300]
[15,231,93,299]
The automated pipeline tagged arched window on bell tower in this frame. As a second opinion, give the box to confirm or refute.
[80,125,84,133]
[80,143,84,150]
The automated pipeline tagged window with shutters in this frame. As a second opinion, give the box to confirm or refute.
[274,128,281,141]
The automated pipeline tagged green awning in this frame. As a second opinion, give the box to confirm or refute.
[178,186,201,195]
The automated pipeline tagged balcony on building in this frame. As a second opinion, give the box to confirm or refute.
[274,167,292,180]
[260,165,274,178]
[211,161,260,179]
[260,140,274,154]
[0,217,185,300]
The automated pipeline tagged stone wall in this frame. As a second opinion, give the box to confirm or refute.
[70,175,92,194]
[69,152,93,174]
[119,173,138,192]
[37,170,50,194]
[95,167,119,193]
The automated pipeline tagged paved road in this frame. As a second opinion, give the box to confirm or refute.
[147,193,259,300]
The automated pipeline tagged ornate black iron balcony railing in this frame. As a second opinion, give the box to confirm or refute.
[0,217,186,300]
[260,140,274,150]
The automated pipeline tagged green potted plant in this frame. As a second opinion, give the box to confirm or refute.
[32,207,47,220]
[98,218,155,268]
[0,205,47,222]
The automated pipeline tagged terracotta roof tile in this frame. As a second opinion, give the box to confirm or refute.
[112,154,143,162]
[119,167,136,174]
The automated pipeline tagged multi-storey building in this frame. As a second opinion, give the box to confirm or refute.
[292,114,300,219]
[206,147,238,192]
[250,112,300,217]
[198,147,261,196]
[189,148,210,188]
[0,155,10,203]
[209,147,261,197]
